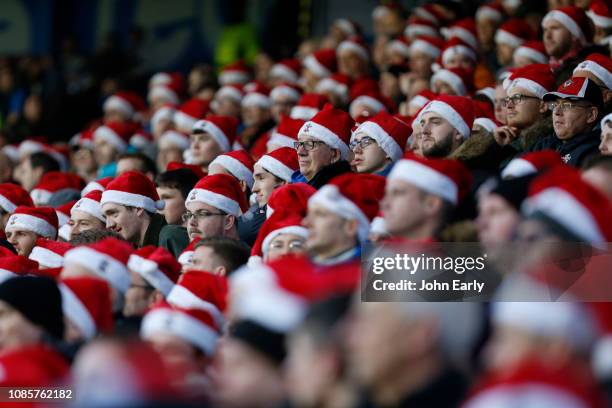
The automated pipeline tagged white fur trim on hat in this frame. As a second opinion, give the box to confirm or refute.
[574,60,612,90]
[151,106,176,130]
[29,246,64,268]
[6,213,56,239]
[593,336,612,380]
[587,9,612,28]
[389,159,459,204]
[58,224,71,241]
[349,95,386,117]
[103,95,134,117]
[442,45,477,66]
[494,29,524,48]
[270,64,299,83]
[473,118,498,133]
[56,211,69,227]
[210,155,254,189]
[261,226,308,255]
[335,18,357,36]
[309,184,371,242]
[543,10,586,44]
[256,155,294,182]
[192,120,231,152]
[421,100,471,138]
[159,130,190,151]
[141,308,218,356]
[316,78,349,102]
[178,250,194,267]
[101,189,164,213]
[352,121,404,162]
[148,86,179,105]
[166,285,225,329]
[64,247,130,294]
[216,86,244,102]
[442,27,478,49]
[59,283,96,340]
[82,181,104,196]
[71,197,105,222]
[93,126,128,153]
[337,39,369,61]
[431,69,467,96]
[405,24,439,39]
[299,120,350,160]
[388,40,411,57]
[267,132,297,149]
[173,110,198,133]
[501,158,537,179]
[600,112,612,129]
[410,38,441,59]
[303,54,331,78]
[290,106,319,120]
[0,194,16,213]
[409,95,431,109]
[0,269,16,284]
[514,46,548,64]
[270,86,300,102]
[506,77,549,99]
[476,6,503,22]
[464,383,592,408]
[128,254,175,296]
[219,71,249,85]
[185,188,242,216]
[241,92,271,109]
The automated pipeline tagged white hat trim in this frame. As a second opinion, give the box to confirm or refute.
[103,95,134,117]
[261,226,308,256]
[501,157,538,179]
[185,188,241,216]
[494,29,525,48]
[431,69,467,96]
[71,197,105,222]
[59,283,97,340]
[256,155,295,182]
[101,189,162,213]
[93,126,128,154]
[421,100,470,138]
[352,121,403,161]
[6,213,56,239]
[389,159,458,204]
[166,284,225,329]
[210,154,254,189]
[64,246,130,293]
[298,120,350,160]
[543,10,586,44]
[192,119,231,152]
[29,246,64,268]
[128,254,175,296]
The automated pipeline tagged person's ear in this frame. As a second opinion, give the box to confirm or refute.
[238,180,247,193]
[424,195,443,217]
[224,214,236,231]
[331,148,341,163]
[343,218,359,239]
[214,265,227,276]
[148,290,164,307]
[135,207,146,217]
[539,101,548,114]
[587,107,599,125]
[453,130,464,145]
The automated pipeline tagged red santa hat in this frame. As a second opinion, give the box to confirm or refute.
[71,190,105,223]
[542,6,592,45]
[419,95,475,138]
[270,59,302,84]
[129,130,153,151]
[349,85,390,119]
[128,246,180,296]
[166,271,227,329]
[30,172,84,206]
[141,302,219,356]
[6,206,58,239]
[441,18,478,49]
[185,174,248,216]
[28,238,71,269]
[431,67,474,96]
[413,4,450,25]
[158,130,190,151]
[178,238,201,269]
[476,3,505,22]
[504,63,556,99]
[103,91,146,119]
[441,38,478,67]
[149,71,184,89]
[266,183,316,218]
[501,150,564,179]
[270,82,302,102]
[408,90,438,111]
[241,82,271,109]
[587,0,612,29]
[351,111,411,162]
[267,116,305,149]
[303,49,337,78]
[0,255,39,283]
[101,171,164,213]
[0,183,33,213]
[173,98,210,133]
[590,303,612,382]
[298,104,355,160]
[522,166,612,248]
[191,115,238,152]
[495,18,537,48]
[55,200,75,229]
[337,36,370,61]
[59,276,113,340]
[389,153,472,205]
[333,18,361,37]
[63,238,133,294]
[215,84,244,104]
[473,117,501,133]
[93,121,138,154]
[255,147,299,182]
[150,103,176,131]
[209,150,255,189]
[147,83,181,106]
[250,210,308,260]
[165,162,207,179]
[219,60,250,85]
[513,41,549,65]
[309,173,385,242]
[404,18,440,39]
[315,73,352,104]
[410,36,444,59]
[290,93,329,120]
[81,177,113,196]
[573,53,612,90]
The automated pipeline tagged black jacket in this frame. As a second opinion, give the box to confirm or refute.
[528,127,600,167]
[237,204,266,247]
[142,213,167,248]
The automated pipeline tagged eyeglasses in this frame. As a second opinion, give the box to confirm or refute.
[349,136,377,151]
[502,94,540,107]
[181,210,226,223]
[269,240,306,250]
[293,140,327,151]
[546,101,593,112]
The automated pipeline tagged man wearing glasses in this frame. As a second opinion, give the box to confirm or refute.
[530,76,603,166]
[291,106,354,189]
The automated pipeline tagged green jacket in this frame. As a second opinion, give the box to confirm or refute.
[158,224,190,258]
[142,213,167,248]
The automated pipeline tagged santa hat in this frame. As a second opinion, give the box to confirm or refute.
[0,183,33,213]
[55,200,75,229]
[303,49,337,78]
[408,90,438,111]
[148,73,183,104]
[166,271,227,329]
[173,98,210,132]
[6,206,58,239]
[103,91,146,119]
[214,84,244,105]
[309,173,385,242]
[270,59,302,84]
[475,87,495,105]
[219,60,250,85]
[290,93,329,120]
[337,36,369,61]
[147,84,180,106]
[209,150,255,189]
[476,3,505,22]
[473,117,500,133]
[64,238,133,294]
[522,166,612,248]
[410,36,444,59]
[165,162,207,179]
[441,18,478,49]
[441,38,478,67]
[129,130,153,151]
[71,190,105,222]
[178,238,201,269]
[150,103,176,131]
[28,238,71,269]
[267,116,305,149]
[420,95,475,138]
[404,18,440,39]
[501,150,564,179]
[431,67,474,96]
[513,41,548,65]
[542,6,592,45]
[587,0,612,29]
[351,111,411,162]
[315,73,351,104]
[413,4,449,25]
[191,115,238,152]
[101,171,164,213]
[128,246,180,296]
[333,18,361,37]
[573,53,612,90]
[149,71,184,89]
[389,153,472,205]
[495,18,536,48]
[241,82,271,109]
[0,256,39,283]
[185,174,249,216]
[590,303,612,382]
[93,121,138,154]
[141,302,219,356]
[81,177,113,196]
[158,130,190,151]
[59,276,113,340]
[267,183,316,218]
[270,83,302,102]
[250,210,308,261]
[298,105,355,160]
[504,63,556,99]
[255,147,299,182]
[30,172,84,206]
